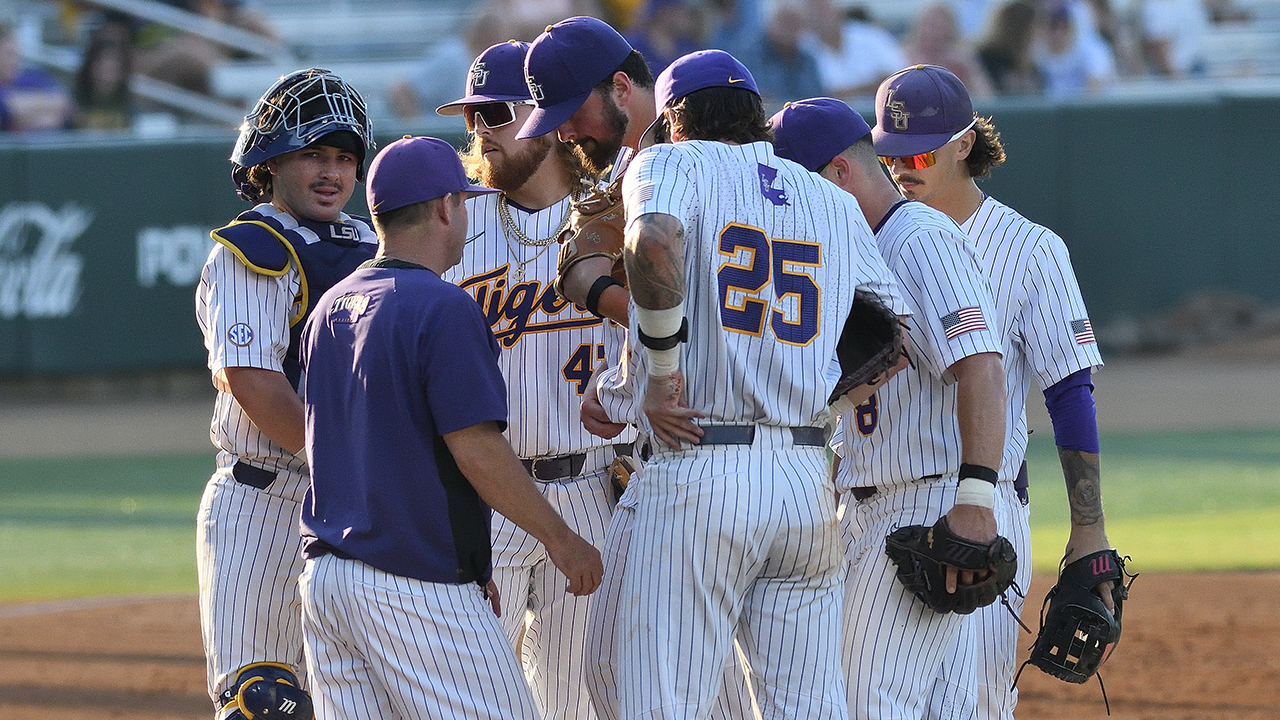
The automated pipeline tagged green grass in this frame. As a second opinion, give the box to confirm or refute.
[1,430,1278,603]
[1025,429,1280,573]
[0,454,211,602]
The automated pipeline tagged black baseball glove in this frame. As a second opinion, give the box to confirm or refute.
[884,515,1018,615]
[828,290,905,407]
[1026,549,1135,684]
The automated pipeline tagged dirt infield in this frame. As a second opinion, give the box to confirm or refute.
[0,571,1275,719]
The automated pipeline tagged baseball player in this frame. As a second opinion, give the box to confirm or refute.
[297,136,604,720]
[193,68,376,720]
[434,40,634,720]
[517,16,658,326]
[517,22,781,719]
[869,65,1111,720]
[770,96,1009,720]
[616,50,909,720]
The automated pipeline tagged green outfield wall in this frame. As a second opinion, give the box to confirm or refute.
[1,94,1276,375]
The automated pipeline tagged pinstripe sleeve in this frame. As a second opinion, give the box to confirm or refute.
[1023,233,1104,389]
[891,229,1002,380]
[203,245,294,375]
[853,227,910,317]
[623,144,697,229]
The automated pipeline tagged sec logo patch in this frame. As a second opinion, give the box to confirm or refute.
[227,323,254,347]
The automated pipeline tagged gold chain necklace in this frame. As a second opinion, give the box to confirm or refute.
[498,194,573,247]
[498,193,575,281]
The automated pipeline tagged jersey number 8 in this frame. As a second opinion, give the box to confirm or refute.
[716,223,821,346]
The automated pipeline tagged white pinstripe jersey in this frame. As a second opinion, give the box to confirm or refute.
[622,140,906,428]
[833,200,1003,490]
[195,204,377,476]
[442,192,633,458]
[962,195,1103,483]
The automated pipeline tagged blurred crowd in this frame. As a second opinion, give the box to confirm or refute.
[388,0,1256,118]
[0,0,278,132]
[0,0,1263,133]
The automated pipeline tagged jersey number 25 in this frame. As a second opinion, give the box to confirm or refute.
[716,223,821,346]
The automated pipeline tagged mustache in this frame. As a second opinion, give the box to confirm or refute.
[310,181,342,191]
[894,174,924,186]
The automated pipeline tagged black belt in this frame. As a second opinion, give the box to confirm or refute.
[522,443,633,482]
[697,424,828,447]
[231,460,277,490]
[848,474,943,503]
[850,486,878,502]
[640,425,827,459]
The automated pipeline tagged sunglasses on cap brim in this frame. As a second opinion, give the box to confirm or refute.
[879,117,977,170]
[463,100,536,132]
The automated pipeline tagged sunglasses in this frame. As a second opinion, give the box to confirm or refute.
[879,117,977,170]
[464,100,536,132]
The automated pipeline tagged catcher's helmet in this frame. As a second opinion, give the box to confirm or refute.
[231,68,375,203]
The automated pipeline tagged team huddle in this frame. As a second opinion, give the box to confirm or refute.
[194,14,1132,720]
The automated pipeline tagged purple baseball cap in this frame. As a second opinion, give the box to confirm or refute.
[655,49,757,111]
[515,16,633,139]
[872,65,975,158]
[769,97,872,173]
[366,137,496,215]
[437,41,532,116]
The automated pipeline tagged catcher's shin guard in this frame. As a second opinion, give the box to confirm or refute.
[218,662,314,720]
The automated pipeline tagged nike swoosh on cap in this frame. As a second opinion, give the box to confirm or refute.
[728,77,746,84]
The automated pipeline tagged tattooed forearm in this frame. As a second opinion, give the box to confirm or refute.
[1059,448,1104,528]
[624,212,686,310]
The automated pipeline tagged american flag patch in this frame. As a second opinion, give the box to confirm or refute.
[1072,318,1096,344]
[941,307,986,340]
[634,182,654,204]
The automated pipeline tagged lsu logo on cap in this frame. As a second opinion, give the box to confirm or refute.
[471,61,489,88]
[227,322,254,347]
[887,89,910,130]
[525,69,544,102]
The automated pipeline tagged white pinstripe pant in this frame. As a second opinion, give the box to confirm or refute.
[583,483,758,720]
[839,477,976,720]
[299,553,540,720]
[931,480,1032,720]
[618,435,847,720]
[491,463,615,720]
[196,466,309,702]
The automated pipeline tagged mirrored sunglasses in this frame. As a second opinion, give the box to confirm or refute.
[464,100,536,132]
[879,117,978,170]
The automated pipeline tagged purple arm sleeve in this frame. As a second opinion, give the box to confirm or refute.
[1043,367,1100,454]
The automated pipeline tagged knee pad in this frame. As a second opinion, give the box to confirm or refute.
[217,662,314,720]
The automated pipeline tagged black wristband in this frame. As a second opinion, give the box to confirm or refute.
[585,276,623,318]
[637,317,689,351]
[959,463,999,486]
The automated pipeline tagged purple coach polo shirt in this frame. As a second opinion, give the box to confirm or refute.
[300,258,508,585]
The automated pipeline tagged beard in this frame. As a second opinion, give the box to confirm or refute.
[572,93,629,176]
[479,135,553,193]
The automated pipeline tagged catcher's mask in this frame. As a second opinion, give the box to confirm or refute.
[231,68,375,203]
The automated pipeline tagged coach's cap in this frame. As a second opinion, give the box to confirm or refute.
[437,41,532,116]
[655,49,758,111]
[872,64,975,157]
[769,97,872,173]
[366,137,496,215]
[516,16,633,139]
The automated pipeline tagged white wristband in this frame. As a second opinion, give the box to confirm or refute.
[955,477,995,509]
[635,304,685,340]
[647,346,680,376]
